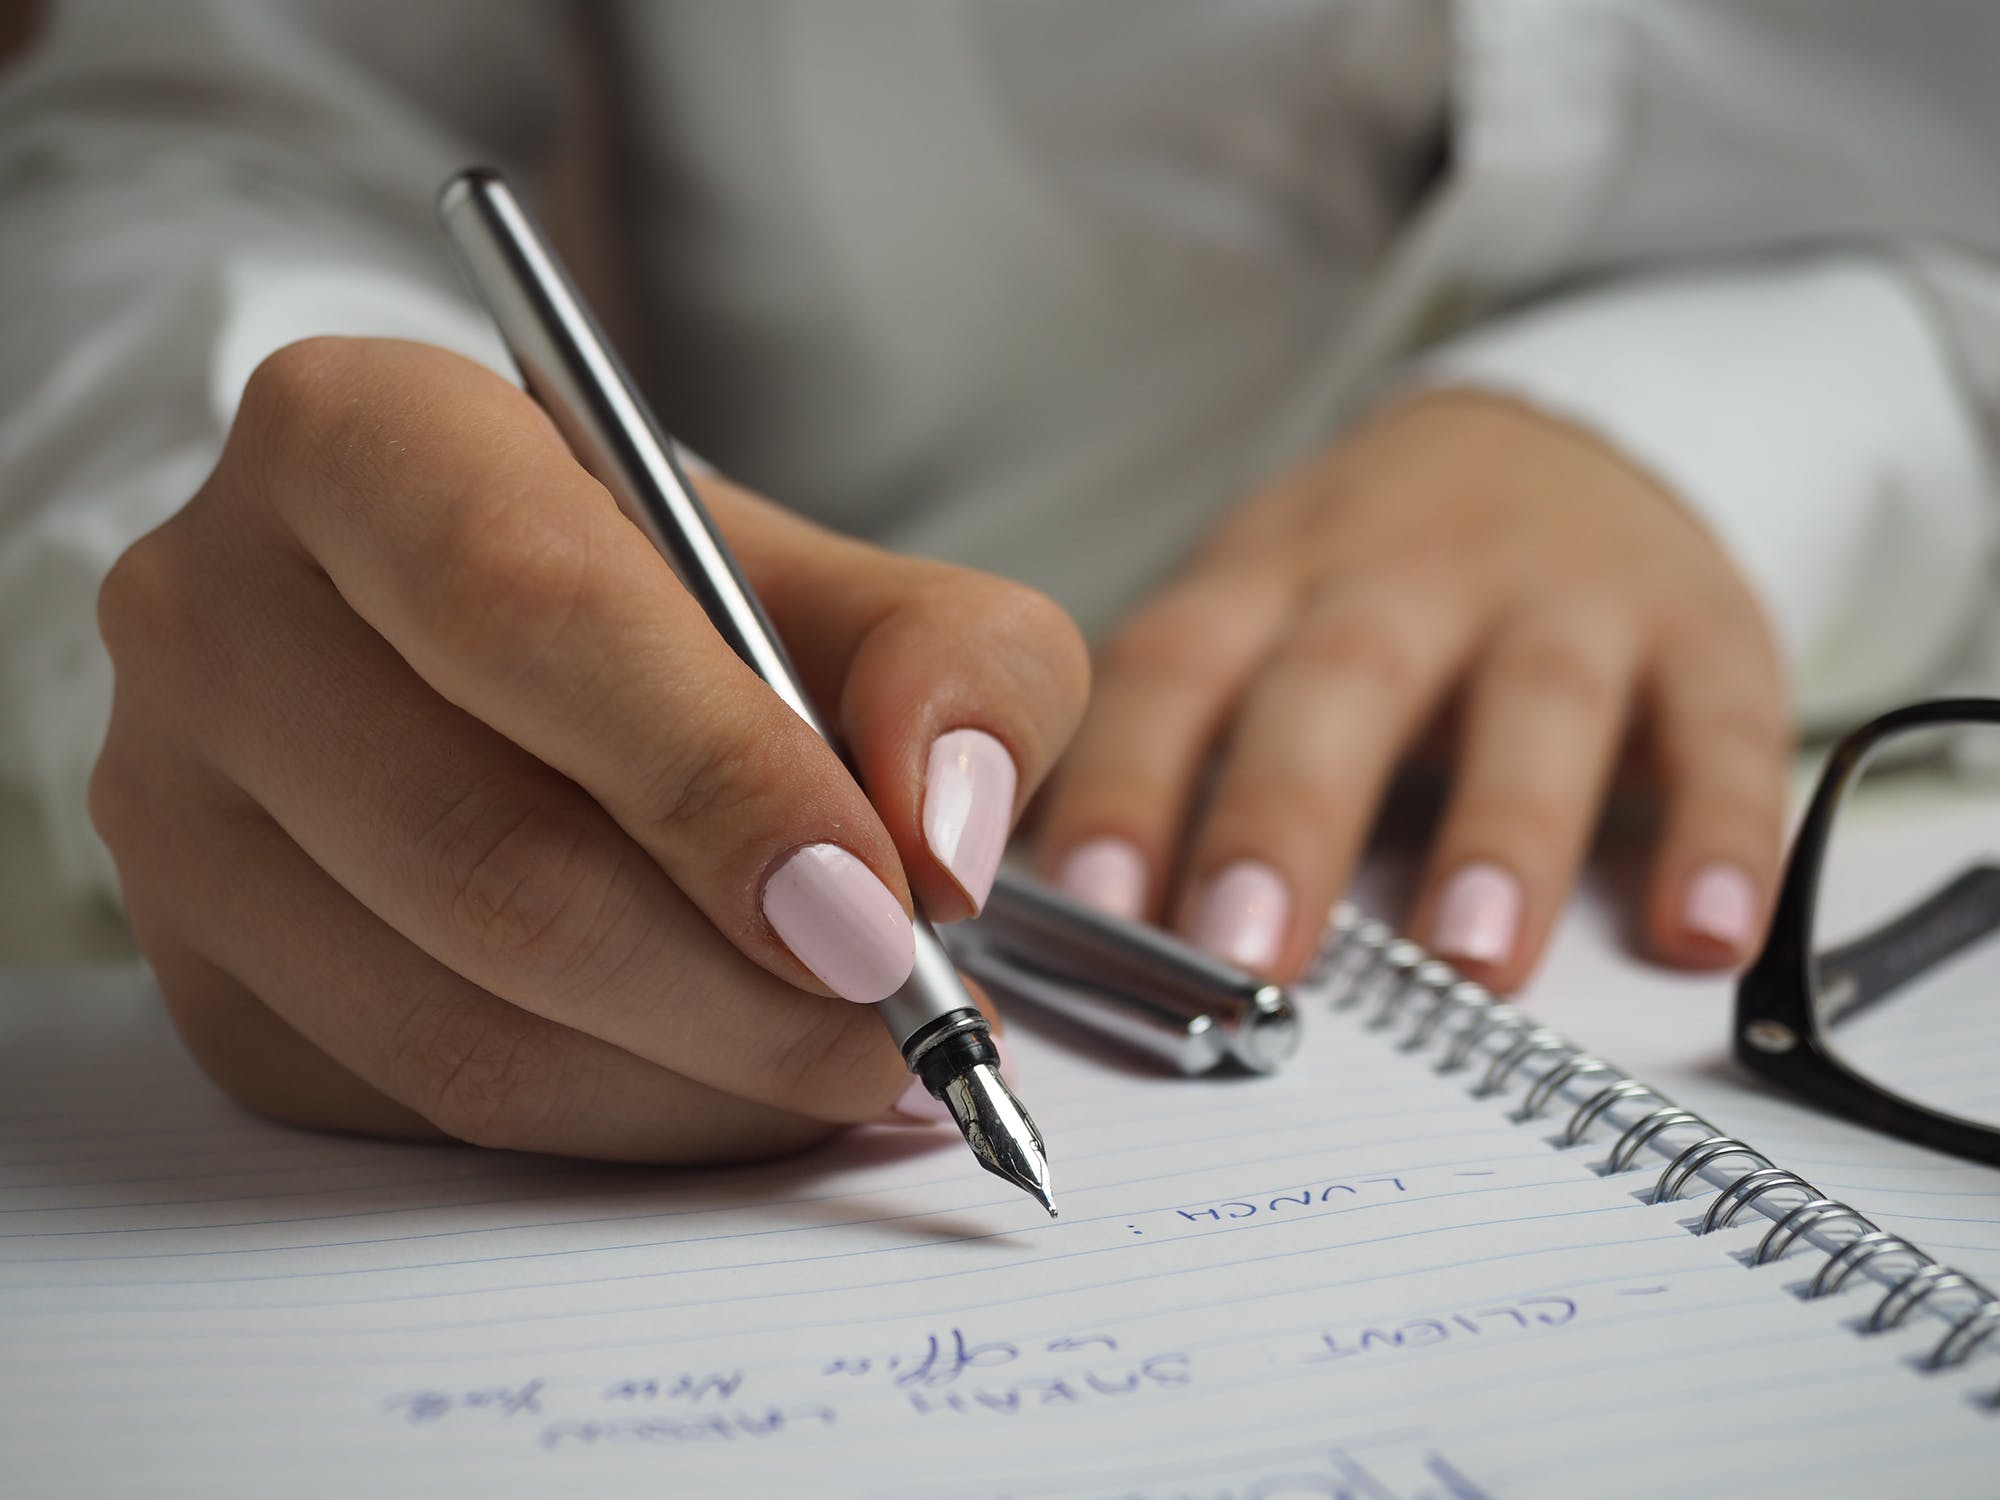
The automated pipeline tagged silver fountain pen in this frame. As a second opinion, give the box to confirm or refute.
[437,168,1054,1216]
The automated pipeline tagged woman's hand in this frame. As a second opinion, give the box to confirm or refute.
[1037,390,1790,992]
[91,337,1088,1160]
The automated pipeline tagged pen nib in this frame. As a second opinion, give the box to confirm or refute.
[941,1061,1056,1217]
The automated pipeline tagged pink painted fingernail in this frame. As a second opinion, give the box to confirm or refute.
[1056,836,1147,920]
[761,844,914,1004]
[1432,861,1523,968]
[885,1032,1018,1125]
[1682,860,1758,951]
[923,728,1017,914]
[1188,860,1291,971]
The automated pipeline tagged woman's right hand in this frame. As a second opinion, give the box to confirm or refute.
[91,337,1089,1161]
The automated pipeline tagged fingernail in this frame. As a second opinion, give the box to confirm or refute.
[884,1032,1019,1126]
[1056,836,1147,920]
[1188,860,1291,971]
[1682,859,1758,951]
[1432,861,1523,968]
[761,844,914,1004]
[923,728,1017,914]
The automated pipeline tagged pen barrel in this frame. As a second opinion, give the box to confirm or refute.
[437,168,975,1053]
[878,927,988,1055]
[437,169,831,740]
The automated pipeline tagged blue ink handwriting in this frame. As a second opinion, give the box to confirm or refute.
[1304,1296,1577,1364]
[540,1405,835,1449]
[381,1378,545,1425]
[1176,1176,1408,1224]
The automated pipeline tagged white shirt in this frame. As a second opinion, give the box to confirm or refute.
[1,0,1997,902]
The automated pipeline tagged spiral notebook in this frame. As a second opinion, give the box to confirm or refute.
[4,914,1998,1500]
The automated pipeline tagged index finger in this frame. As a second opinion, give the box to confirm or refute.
[719,480,1092,921]
[228,337,915,1003]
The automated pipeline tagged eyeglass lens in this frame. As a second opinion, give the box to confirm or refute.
[1811,722,2000,1131]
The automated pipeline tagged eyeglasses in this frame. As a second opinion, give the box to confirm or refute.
[1736,698,2000,1167]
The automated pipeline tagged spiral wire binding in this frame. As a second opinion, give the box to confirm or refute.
[1810,1231,1927,1299]
[1561,1079,1660,1147]
[1700,1166,1808,1234]
[1655,1138,1770,1205]
[1607,1108,1708,1174]
[1313,906,2000,1399]
[1518,1056,1613,1123]
[1756,1200,1873,1267]
[1406,979,1489,1053]
[1871,1267,1983,1335]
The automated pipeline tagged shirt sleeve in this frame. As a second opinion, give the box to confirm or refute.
[1410,252,1999,732]
[0,0,549,896]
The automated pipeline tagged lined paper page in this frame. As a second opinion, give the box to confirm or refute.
[2,964,1993,1500]
[1530,893,2000,1293]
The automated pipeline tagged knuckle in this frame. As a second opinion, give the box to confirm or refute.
[397,1000,567,1150]
[1679,788,1781,845]
[1704,698,1792,762]
[96,529,187,667]
[1285,607,1423,698]
[147,958,329,1134]
[236,338,449,543]
[1487,637,1622,716]
[1210,767,1355,852]
[1277,779,1358,842]
[635,727,768,843]
[763,1003,900,1120]
[982,576,1092,696]
[920,572,1091,740]
[1099,596,1237,687]
[152,966,237,1076]
[1663,699,1792,783]
[86,744,141,854]
[1451,793,1576,863]
[418,498,598,681]
[236,337,360,456]
[425,780,622,986]
[1035,616,1093,724]
[1034,751,1154,838]
[972,572,1074,644]
[1688,583,1778,648]
[1670,755,1787,833]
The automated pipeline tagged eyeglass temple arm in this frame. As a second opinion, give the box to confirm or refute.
[1815,863,2000,1028]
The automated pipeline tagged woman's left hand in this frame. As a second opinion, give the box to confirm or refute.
[1034,390,1791,992]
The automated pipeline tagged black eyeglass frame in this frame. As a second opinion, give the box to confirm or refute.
[1735,697,2000,1168]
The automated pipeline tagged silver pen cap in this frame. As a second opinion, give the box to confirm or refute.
[949,869,1301,1075]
